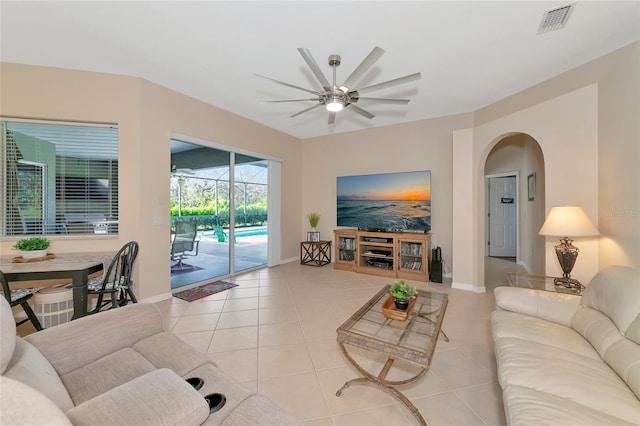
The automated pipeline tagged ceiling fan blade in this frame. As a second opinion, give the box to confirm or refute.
[341,46,385,91]
[346,104,375,119]
[254,74,321,96]
[297,48,331,91]
[260,99,319,103]
[290,103,324,118]
[350,97,410,105]
[356,72,421,95]
[328,112,336,125]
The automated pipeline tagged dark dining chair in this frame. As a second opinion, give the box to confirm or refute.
[170,221,199,269]
[0,270,43,331]
[87,241,139,313]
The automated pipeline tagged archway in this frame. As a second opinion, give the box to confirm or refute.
[482,133,545,289]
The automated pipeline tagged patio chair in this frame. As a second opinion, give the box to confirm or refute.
[171,221,199,268]
[0,269,43,331]
[88,241,139,313]
[213,225,236,243]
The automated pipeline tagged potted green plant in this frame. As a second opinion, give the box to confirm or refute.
[12,237,51,259]
[389,280,417,310]
[307,212,320,230]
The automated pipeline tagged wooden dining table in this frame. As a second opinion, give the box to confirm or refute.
[0,252,114,319]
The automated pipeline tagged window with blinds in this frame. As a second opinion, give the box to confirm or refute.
[1,119,119,236]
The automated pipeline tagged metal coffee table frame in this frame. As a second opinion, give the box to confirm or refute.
[336,285,448,425]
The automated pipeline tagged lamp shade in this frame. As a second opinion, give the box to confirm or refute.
[539,206,599,237]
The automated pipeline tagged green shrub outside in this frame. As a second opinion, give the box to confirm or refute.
[170,206,267,229]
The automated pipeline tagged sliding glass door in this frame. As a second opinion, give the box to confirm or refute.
[233,156,268,273]
[170,141,268,289]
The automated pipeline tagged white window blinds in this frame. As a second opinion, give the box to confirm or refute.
[1,119,119,236]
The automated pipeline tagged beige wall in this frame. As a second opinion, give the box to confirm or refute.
[521,137,546,274]
[302,114,474,277]
[0,63,301,300]
[451,129,475,290]
[466,41,640,288]
[0,63,143,258]
[597,43,640,269]
[468,85,600,289]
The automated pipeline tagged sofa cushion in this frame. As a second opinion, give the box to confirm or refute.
[492,310,599,359]
[627,314,640,345]
[581,265,640,334]
[25,302,164,376]
[494,306,640,425]
[501,384,637,426]
[133,331,211,376]
[604,336,640,401]
[0,298,16,375]
[573,307,640,400]
[494,333,640,423]
[60,347,156,405]
[0,376,73,426]
[573,265,640,401]
[493,286,582,327]
[3,338,74,412]
[66,368,210,426]
[572,307,625,357]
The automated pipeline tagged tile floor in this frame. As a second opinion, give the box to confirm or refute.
[16,256,527,425]
[154,257,526,425]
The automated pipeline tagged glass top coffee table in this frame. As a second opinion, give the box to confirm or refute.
[336,285,448,425]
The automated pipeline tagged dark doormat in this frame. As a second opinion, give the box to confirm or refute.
[172,281,238,302]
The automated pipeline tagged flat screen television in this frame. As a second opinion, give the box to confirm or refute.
[337,170,431,232]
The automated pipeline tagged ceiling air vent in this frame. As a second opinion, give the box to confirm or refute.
[538,3,575,34]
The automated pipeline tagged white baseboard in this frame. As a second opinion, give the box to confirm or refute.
[282,256,299,264]
[141,292,173,304]
[452,281,486,293]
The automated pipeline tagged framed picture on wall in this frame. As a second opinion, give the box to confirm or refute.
[528,173,536,201]
[307,231,320,242]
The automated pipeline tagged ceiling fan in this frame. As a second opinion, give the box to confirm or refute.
[255,47,421,124]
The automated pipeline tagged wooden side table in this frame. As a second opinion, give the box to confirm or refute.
[300,241,331,267]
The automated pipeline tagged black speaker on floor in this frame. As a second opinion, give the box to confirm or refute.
[430,247,443,283]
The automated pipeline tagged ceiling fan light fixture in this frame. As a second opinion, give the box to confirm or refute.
[326,96,344,112]
[258,47,421,122]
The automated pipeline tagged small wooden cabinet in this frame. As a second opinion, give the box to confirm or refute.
[334,229,431,281]
[335,229,357,271]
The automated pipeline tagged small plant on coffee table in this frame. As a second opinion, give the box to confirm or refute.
[389,280,417,310]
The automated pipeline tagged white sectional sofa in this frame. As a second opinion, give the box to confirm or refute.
[491,265,640,425]
[0,297,303,425]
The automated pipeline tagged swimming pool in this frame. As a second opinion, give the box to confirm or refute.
[234,227,268,237]
[202,227,267,239]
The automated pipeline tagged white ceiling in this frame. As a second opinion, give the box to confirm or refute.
[1,1,639,140]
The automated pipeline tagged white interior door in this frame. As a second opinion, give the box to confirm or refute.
[489,176,517,257]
